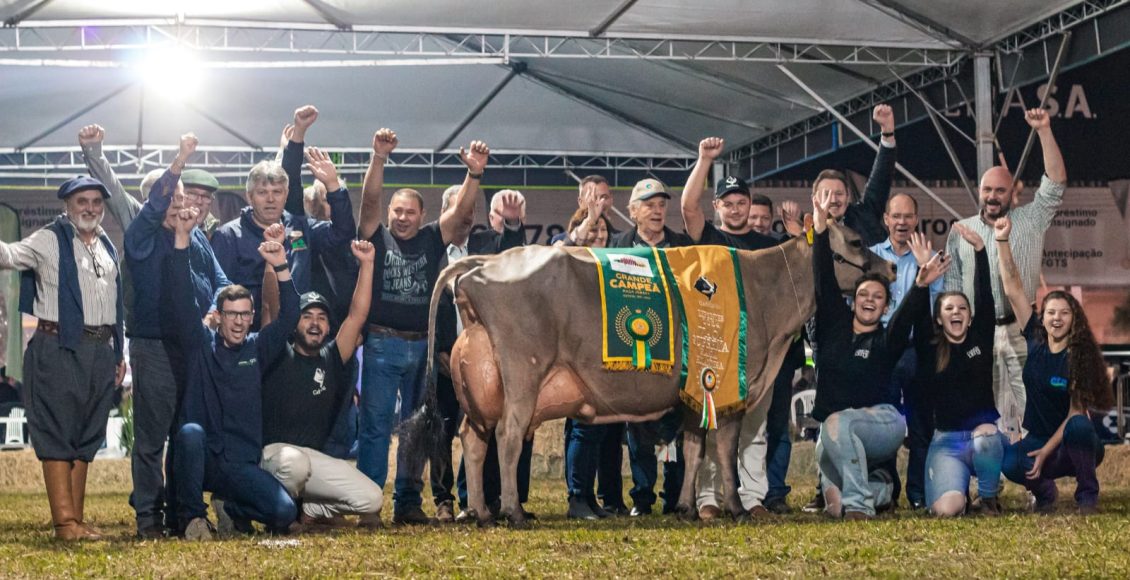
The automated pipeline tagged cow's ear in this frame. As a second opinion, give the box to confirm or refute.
[803,213,814,245]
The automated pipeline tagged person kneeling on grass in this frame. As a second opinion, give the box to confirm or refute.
[810,189,948,520]
[996,216,1114,514]
[904,226,1005,516]
[257,240,383,529]
[167,211,300,540]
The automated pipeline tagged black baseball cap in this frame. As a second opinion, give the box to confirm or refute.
[714,175,751,199]
[298,292,332,317]
[57,175,110,200]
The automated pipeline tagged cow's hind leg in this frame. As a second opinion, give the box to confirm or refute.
[459,419,493,528]
[675,426,706,521]
[494,408,534,529]
[714,415,746,521]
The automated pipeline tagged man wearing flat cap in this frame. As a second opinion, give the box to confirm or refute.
[0,175,126,541]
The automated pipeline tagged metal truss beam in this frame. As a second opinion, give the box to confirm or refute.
[854,0,977,49]
[993,0,1129,53]
[730,60,965,162]
[0,25,961,66]
[0,146,696,181]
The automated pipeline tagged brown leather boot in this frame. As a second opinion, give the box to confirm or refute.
[70,460,103,538]
[43,460,98,541]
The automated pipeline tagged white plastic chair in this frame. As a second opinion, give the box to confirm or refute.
[790,389,816,431]
[3,407,27,448]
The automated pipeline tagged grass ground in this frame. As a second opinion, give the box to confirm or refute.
[2,444,1130,578]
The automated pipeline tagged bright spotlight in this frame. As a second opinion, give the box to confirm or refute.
[136,46,203,102]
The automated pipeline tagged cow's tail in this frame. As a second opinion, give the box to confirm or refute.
[399,255,491,467]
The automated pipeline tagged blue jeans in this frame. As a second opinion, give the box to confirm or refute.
[172,423,296,532]
[1003,415,1105,508]
[357,334,428,512]
[925,429,1004,507]
[625,411,684,511]
[564,420,615,500]
[892,347,930,506]
[765,343,801,504]
[816,404,906,516]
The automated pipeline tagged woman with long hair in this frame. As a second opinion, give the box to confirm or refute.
[997,216,1114,514]
[904,226,1004,516]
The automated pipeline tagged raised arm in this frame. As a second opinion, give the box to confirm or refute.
[812,190,850,323]
[304,147,355,251]
[78,124,141,231]
[440,141,489,245]
[906,232,937,349]
[494,191,527,251]
[681,137,723,242]
[994,216,1031,329]
[336,240,375,362]
[124,133,197,261]
[257,224,285,328]
[256,239,300,367]
[283,105,319,216]
[951,223,995,335]
[889,250,950,353]
[1026,108,1065,185]
[166,207,209,348]
[358,128,398,240]
[856,105,897,225]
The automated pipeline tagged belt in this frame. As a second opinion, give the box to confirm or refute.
[37,320,114,342]
[368,324,427,341]
[995,313,1017,326]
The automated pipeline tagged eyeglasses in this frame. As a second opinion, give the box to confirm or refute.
[185,190,215,201]
[220,310,254,321]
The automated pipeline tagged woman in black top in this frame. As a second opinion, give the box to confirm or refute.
[997,217,1114,514]
[905,225,1004,516]
[811,189,949,519]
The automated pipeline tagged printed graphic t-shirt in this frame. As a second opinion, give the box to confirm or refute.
[1021,316,1072,439]
[369,222,447,332]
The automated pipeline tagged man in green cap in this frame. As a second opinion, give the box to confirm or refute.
[181,168,222,239]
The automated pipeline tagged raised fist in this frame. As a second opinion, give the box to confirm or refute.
[258,241,287,267]
[698,137,724,162]
[994,216,1012,240]
[78,124,105,146]
[460,140,490,174]
[351,239,375,263]
[179,133,198,159]
[263,223,286,245]
[174,206,199,236]
[1024,108,1051,131]
[873,104,895,134]
[294,105,319,130]
[372,128,398,157]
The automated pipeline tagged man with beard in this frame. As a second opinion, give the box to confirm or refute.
[354,128,486,525]
[168,211,300,540]
[681,138,781,520]
[943,108,1066,442]
[210,112,355,331]
[870,193,943,510]
[0,175,126,540]
[258,240,384,528]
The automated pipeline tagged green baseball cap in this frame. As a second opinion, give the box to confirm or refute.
[181,169,220,192]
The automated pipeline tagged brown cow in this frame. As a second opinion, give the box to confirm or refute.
[422,223,893,527]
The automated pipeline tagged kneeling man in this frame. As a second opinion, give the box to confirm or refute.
[168,210,300,539]
[260,239,383,527]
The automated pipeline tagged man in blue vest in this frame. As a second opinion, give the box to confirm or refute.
[0,176,126,540]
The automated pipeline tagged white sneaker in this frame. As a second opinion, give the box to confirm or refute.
[183,517,214,541]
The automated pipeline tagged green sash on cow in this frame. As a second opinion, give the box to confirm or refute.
[588,247,675,374]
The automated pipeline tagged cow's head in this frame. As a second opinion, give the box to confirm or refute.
[824,222,896,295]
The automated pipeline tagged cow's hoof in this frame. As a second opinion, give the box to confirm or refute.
[505,514,530,530]
[476,517,496,529]
[674,506,698,522]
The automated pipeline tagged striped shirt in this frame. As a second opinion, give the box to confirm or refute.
[0,221,119,325]
[943,175,1065,318]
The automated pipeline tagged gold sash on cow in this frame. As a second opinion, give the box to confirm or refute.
[589,247,675,374]
[659,246,748,430]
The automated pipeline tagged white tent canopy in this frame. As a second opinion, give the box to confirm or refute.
[0,0,1103,171]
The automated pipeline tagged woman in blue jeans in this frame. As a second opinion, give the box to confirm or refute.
[810,191,949,520]
[996,217,1114,514]
[905,226,1004,516]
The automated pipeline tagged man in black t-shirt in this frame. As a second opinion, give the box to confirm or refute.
[354,128,488,525]
[260,241,384,528]
[679,138,782,520]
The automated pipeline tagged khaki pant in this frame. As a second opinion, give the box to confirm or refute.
[261,443,383,519]
[993,322,1028,440]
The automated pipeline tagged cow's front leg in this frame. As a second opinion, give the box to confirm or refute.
[459,419,493,528]
[714,415,746,521]
[675,426,705,521]
[495,410,533,529]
